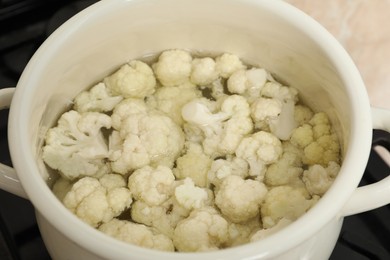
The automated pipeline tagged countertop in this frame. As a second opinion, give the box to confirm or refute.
[286,0,390,111]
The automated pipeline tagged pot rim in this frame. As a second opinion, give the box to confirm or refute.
[8,0,372,259]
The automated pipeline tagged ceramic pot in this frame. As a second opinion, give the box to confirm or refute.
[1,0,390,259]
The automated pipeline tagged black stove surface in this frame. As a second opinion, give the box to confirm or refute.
[0,1,389,259]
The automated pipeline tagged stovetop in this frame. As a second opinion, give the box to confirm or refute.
[0,1,389,259]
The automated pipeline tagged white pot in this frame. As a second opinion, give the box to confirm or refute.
[1,0,390,259]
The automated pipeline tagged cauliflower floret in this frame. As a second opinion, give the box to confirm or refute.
[250,81,298,140]
[215,53,246,78]
[261,185,319,228]
[151,82,202,125]
[99,173,126,189]
[153,49,192,86]
[182,95,253,157]
[250,97,282,130]
[42,110,112,180]
[215,175,267,223]
[173,207,229,252]
[226,217,261,247]
[235,131,283,178]
[303,134,340,166]
[73,82,123,113]
[174,178,209,210]
[218,95,254,153]
[264,142,304,186]
[303,161,340,196]
[294,104,314,126]
[209,78,228,100]
[291,112,340,166]
[173,142,213,187]
[207,156,249,189]
[182,98,228,130]
[104,60,156,98]
[310,112,332,139]
[227,68,267,99]
[109,111,185,174]
[261,81,298,103]
[130,176,214,241]
[250,218,292,242]
[128,165,175,206]
[246,80,299,141]
[182,122,205,144]
[111,98,149,130]
[62,175,132,227]
[290,124,314,148]
[131,197,190,238]
[99,218,174,252]
[100,174,133,215]
[269,99,297,140]
[190,57,219,85]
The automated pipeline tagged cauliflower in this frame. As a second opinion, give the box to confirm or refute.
[182,122,205,144]
[207,156,249,189]
[261,81,298,103]
[250,97,282,130]
[42,110,112,180]
[173,142,213,187]
[104,60,156,98]
[173,207,229,252]
[153,49,192,86]
[264,142,304,186]
[235,131,283,178]
[190,57,219,85]
[290,124,314,148]
[150,82,202,125]
[73,82,123,113]
[215,175,268,223]
[207,78,227,100]
[131,197,190,239]
[109,109,185,174]
[303,134,340,166]
[62,174,132,227]
[260,82,299,137]
[247,81,299,140]
[311,112,334,139]
[303,161,340,196]
[290,112,340,166]
[261,185,319,228]
[227,68,268,99]
[128,165,175,206]
[43,49,343,252]
[250,218,292,242]
[182,98,228,137]
[217,95,254,153]
[294,104,314,126]
[111,98,149,130]
[131,178,213,239]
[226,217,261,247]
[174,178,209,210]
[99,218,174,252]
[269,99,297,140]
[182,95,253,157]
[215,53,246,78]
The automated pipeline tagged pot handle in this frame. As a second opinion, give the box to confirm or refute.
[0,88,28,199]
[341,107,390,217]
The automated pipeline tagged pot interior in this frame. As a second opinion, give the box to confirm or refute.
[25,1,351,184]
